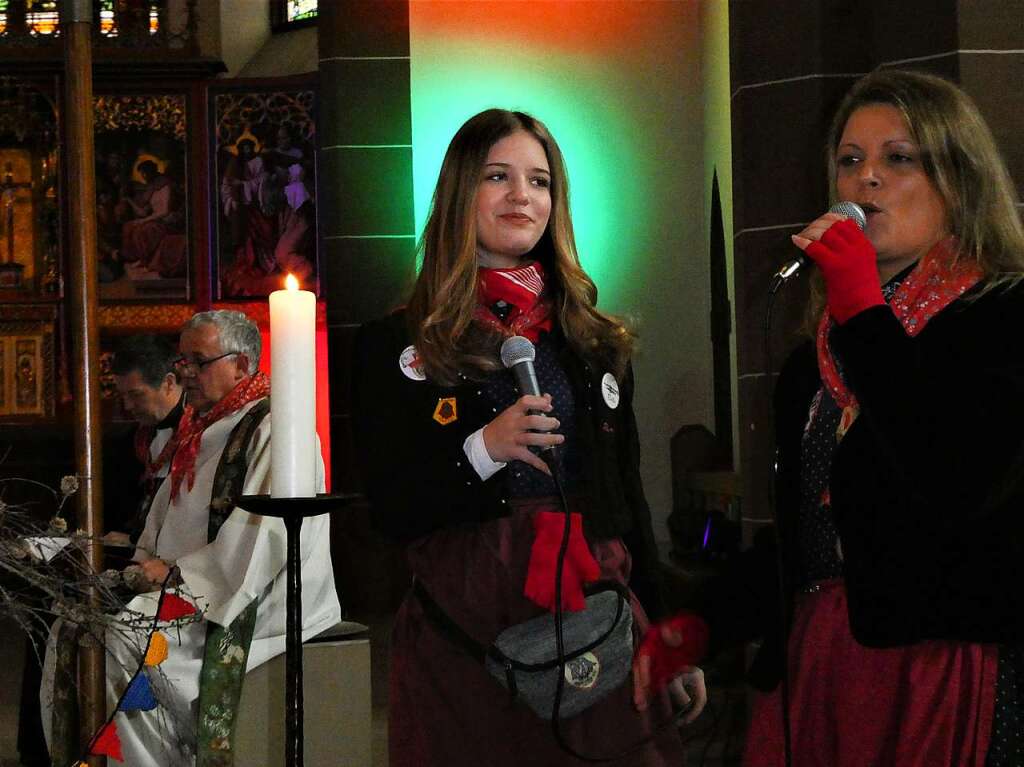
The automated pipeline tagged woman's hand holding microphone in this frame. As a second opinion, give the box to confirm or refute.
[482,393,564,476]
[792,214,884,323]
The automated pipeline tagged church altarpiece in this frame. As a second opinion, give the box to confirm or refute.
[0,71,320,424]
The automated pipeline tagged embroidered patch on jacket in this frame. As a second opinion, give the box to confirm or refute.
[433,397,457,425]
[564,652,600,689]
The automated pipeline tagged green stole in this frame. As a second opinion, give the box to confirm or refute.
[196,397,270,766]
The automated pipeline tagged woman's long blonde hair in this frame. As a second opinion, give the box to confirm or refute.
[808,69,1024,329]
[406,109,633,385]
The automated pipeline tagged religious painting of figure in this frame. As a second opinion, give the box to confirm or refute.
[93,94,190,301]
[15,339,38,410]
[210,82,318,298]
[0,310,55,419]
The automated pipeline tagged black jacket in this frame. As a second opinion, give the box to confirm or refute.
[707,280,1024,691]
[831,283,1024,647]
[351,309,665,618]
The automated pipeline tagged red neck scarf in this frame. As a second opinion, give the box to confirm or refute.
[168,371,271,501]
[818,238,983,412]
[474,261,553,341]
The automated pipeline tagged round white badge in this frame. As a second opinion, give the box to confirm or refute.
[600,373,620,409]
[399,345,426,381]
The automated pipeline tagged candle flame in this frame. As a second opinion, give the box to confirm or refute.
[285,274,299,291]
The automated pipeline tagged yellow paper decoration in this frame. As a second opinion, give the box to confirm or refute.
[145,632,168,666]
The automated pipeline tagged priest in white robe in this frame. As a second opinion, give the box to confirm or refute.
[43,309,340,766]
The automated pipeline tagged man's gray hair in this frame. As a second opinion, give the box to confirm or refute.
[182,310,261,372]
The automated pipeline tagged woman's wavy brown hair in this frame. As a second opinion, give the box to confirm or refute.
[406,109,634,385]
[807,69,1024,330]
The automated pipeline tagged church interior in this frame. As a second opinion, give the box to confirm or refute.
[0,1,1022,765]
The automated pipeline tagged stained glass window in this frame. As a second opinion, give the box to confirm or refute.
[272,0,316,31]
[0,0,8,37]
[98,0,160,38]
[287,0,317,23]
[26,0,59,37]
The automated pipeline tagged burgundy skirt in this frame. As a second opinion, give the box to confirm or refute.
[388,505,685,767]
[744,579,998,766]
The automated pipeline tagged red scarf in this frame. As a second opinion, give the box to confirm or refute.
[134,425,180,484]
[817,239,983,422]
[474,261,553,341]
[168,372,271,501]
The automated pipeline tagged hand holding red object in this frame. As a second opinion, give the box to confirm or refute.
[632,612,710,709]
[794,217,884,323]
[524,510,601,612]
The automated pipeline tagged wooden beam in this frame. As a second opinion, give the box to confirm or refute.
[61,0,106,763]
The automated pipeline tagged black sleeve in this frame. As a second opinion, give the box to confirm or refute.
[614,363,666,621]
[351,316,505,541]
[695,342,817,689]
[832,290,1024,645]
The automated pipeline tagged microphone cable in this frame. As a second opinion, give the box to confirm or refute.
[542,449,695,763]
[765,275,794,767]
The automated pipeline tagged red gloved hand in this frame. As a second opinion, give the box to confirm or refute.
[524,510,601,612]
[803,218,884,324]
[633,613,710,692]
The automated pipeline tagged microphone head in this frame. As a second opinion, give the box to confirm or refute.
[500,335,535,369]
[828,201,866,231]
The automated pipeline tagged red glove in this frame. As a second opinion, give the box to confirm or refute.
[634,613,710,691]
[524,510,601,612]
[804,218,884,324]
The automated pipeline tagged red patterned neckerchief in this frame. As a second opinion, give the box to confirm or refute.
[817,238,983,433]
[168,371,271,501]
[134,425,180,484]
[133,398,184,483]
[474,261,553,342]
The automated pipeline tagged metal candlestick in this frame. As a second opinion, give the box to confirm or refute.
[236,493,358,767]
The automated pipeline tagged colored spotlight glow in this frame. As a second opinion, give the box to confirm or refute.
[409,2,667,306]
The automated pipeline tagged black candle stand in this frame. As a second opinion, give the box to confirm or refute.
[237,493,359,767]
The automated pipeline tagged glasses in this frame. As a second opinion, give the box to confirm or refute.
[173,351,239,373]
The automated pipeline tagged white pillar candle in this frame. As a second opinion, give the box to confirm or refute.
[269,274,317,498]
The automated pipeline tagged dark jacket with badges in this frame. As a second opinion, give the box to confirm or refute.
[352,309,665,618]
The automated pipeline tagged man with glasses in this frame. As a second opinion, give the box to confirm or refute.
[44,310,340,766]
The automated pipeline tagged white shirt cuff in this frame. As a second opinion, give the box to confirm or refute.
[464,427,506,481]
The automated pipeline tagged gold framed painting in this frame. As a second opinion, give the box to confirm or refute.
[0,308,55,419]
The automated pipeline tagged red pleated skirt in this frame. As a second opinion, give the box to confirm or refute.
[744,579,998,767]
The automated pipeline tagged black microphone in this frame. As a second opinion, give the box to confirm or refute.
[500,335,555,453]
[774,201,867,281]
[500,335,542,398]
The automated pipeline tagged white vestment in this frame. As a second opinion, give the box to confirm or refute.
[43,398,341,766]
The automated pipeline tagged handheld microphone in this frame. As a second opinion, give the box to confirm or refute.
[500,335,554,452]
[500,335,542,399]
[774,201,867,281]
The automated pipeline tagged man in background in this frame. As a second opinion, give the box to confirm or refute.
[107,333,184,545]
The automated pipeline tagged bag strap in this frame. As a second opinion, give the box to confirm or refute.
[413,577,489,663]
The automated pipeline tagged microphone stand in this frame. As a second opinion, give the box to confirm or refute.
[235,493,359,767]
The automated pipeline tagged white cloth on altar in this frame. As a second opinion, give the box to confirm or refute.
[42,397,341,766]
